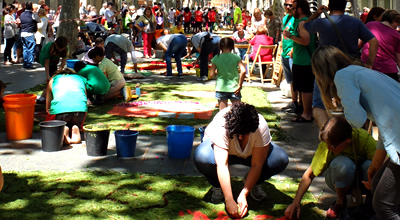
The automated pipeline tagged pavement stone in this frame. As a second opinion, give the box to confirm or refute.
[0,44,335,211]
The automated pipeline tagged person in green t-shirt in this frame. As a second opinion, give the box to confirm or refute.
[209,38,246,110]
[37,36,69,104]
[285,116,377,220]
[282,0,316,123]
[233,2,242,32]
[74,61,110,95]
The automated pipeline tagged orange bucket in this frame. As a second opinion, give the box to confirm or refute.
[3,94,37,140]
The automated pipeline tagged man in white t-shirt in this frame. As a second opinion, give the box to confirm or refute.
[193,102,289,219]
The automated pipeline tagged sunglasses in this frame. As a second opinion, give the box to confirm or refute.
[284,4,293,7]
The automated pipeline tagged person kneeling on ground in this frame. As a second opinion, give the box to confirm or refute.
[193,102,289,219]
[285,116,376,220]
[74,61,110,105]
[88,47,131,102]
[45,68,88,145]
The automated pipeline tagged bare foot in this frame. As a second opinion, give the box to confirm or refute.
[63,126,71,145]
[70,125,82,144]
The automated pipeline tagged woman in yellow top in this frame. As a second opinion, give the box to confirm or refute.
[285,116,376,219]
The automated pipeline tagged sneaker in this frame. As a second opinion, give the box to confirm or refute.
[243,174,267,201]
[201,76,208,81]
[211,187,224,204]
[196,76,203,81]
[250,184,267,201]
[281,102,295,111]
[164,75,173,80]
[327,201,345,219]
[177,75,184,79]
[121,86,132,102]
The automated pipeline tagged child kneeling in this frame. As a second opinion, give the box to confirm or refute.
[46,68,87,145]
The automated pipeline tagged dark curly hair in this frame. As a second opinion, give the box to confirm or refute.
[223,102,259,139]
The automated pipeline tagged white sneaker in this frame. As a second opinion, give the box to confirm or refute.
[164,75,173,80]
[196,76,203,81]
[201,76,208,81]
[211,187,224,204]
[250,184,267,201]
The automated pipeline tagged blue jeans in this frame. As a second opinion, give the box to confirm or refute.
[324,156,370,190]
[281,56,293,84]
[199,36,220,77]
[22,35,36,68]
[105,42,127,73]
[312,81,324,109]
[371,159,400,220]
[166,35,187,76]
[193,139,289,187]
[238,48,247,60]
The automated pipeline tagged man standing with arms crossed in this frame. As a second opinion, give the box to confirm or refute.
[20,1,40,69]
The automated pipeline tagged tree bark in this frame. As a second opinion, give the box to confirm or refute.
[57,0,79,58]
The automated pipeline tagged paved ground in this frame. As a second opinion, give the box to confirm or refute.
[0,44,335,212]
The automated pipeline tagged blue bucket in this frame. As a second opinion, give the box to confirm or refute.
[166,125,195,159]
[114,130,139,158]
[198,125,207,143]
[66,59,80,69]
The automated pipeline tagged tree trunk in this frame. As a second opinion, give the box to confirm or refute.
[57,0,79,58]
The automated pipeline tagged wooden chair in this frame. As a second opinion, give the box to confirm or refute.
[271,41,283,86]
[249,45,277,84]
[235,44,252,82]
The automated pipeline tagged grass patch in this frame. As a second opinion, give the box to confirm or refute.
[0,171,323,219]
[2,81,284,140]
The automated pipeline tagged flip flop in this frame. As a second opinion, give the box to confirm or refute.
[291,115,313,123]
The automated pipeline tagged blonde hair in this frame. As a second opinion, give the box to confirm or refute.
[311,46,354,109]
[256,25,267,35]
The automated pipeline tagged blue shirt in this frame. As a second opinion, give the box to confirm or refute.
[303,15,375,56]
[334,65,400,165]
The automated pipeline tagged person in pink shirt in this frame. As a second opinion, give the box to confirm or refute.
[248,26,274,62]
[361,10,400,81]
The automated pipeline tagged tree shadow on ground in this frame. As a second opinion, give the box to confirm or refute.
[0,171,324,219]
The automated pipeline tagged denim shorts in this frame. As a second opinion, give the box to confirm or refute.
[215,91,241,101]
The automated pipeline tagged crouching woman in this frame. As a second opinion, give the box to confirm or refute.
[285,116,376,219]
[193,102,289,219]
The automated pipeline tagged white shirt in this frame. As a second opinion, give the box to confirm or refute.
[105,8,116,23]
[156,34,181,47]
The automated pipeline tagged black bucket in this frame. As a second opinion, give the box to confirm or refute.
[83,124,110,156]
[39,120,66,152]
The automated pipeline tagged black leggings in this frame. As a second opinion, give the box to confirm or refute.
[4,37,16,62]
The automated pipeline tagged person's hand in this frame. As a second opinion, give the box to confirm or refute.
[234,86,242,96]
[363,165,379,190]
[0,165,4,192]
[285,203,301,220]
[237,192,248,218]
[318,5,329,14]
[283,29,291,38]
[225,199,240,219]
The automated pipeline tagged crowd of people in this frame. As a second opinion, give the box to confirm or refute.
[2,0,400,219]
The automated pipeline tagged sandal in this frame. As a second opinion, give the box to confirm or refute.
[291,115,313,123]
[327,201,345,219]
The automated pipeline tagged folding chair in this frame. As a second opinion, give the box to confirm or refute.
[249,45,277,84]
[271,41,283,86]
[235,44,251,82]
